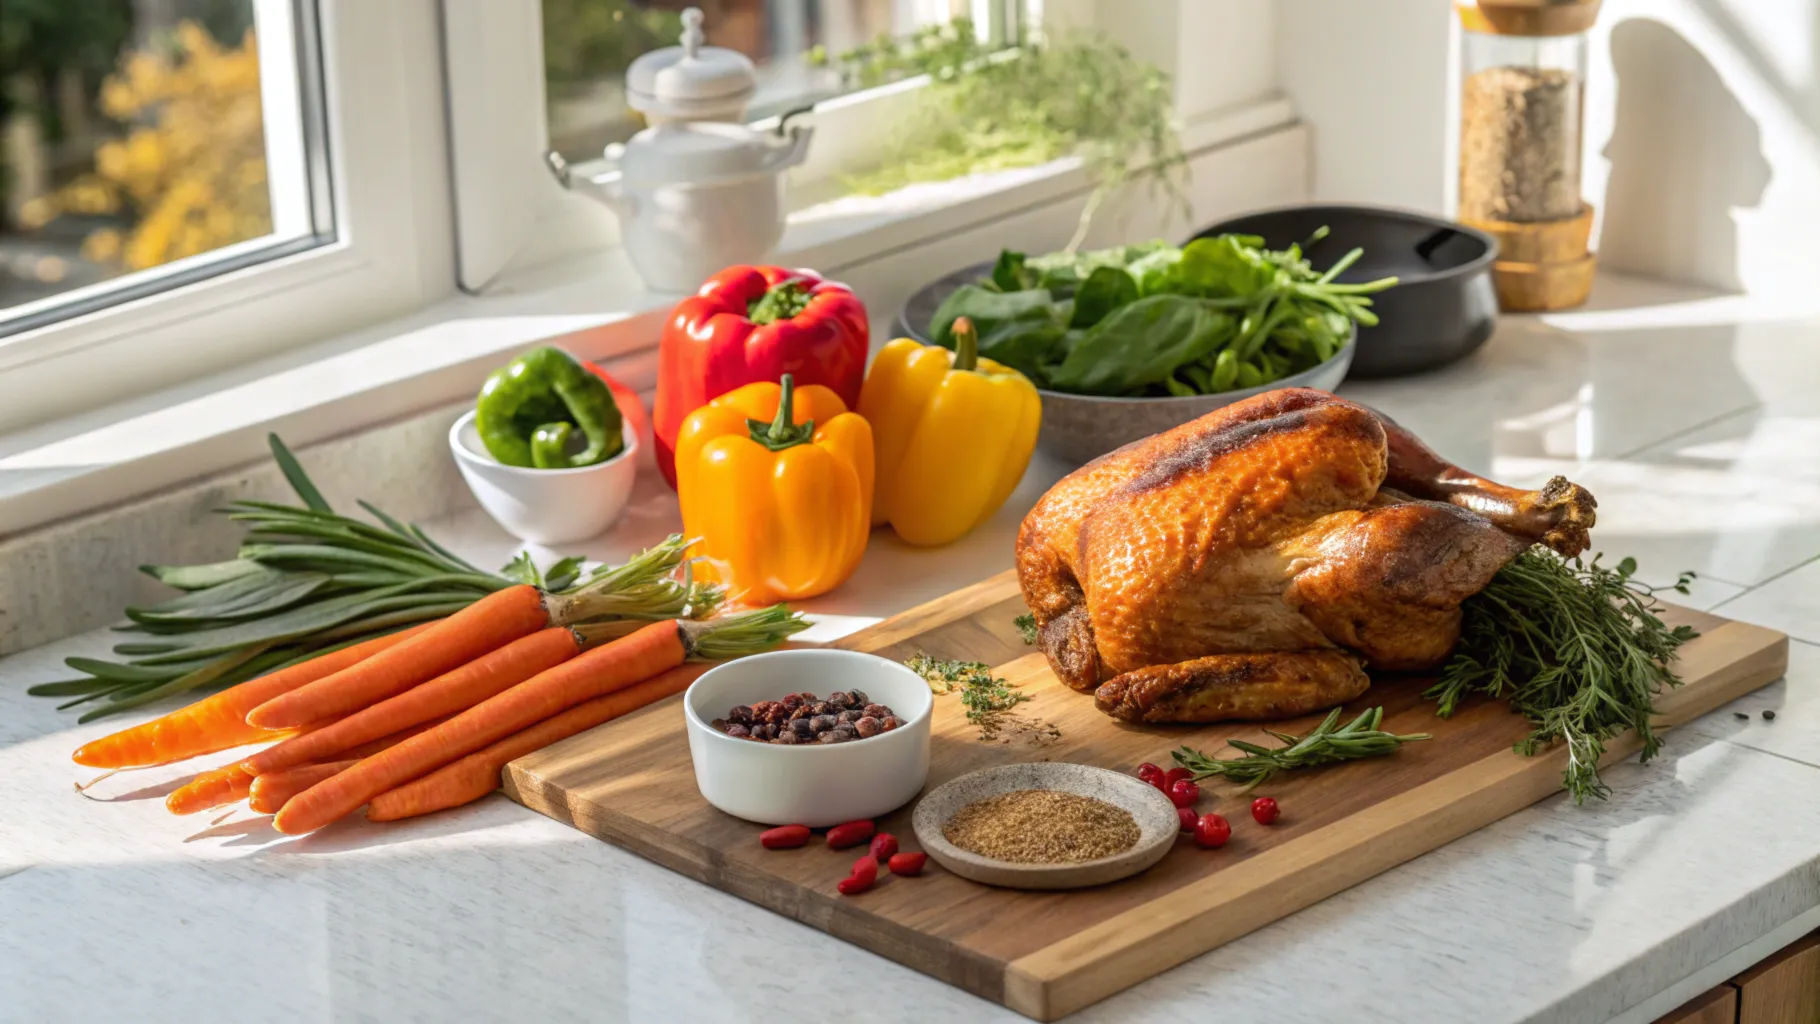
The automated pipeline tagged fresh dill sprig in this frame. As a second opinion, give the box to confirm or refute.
[1014,613,1037,645]
[1172,706,1429,791]
[1427,548,1698,803]
[904,653,1055,743]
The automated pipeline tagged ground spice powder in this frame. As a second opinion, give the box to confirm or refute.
[943,789,1140,864]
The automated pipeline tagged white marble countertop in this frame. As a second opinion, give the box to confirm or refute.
[6,277,1820,1023]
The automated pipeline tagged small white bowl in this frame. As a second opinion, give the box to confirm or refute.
[449,409,638,546]
[683,650,934,827]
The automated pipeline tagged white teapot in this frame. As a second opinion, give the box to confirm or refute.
[545,7,814,293]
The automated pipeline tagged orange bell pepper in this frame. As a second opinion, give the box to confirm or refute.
[675,375,874,603]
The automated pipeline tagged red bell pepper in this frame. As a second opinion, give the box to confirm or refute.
[583,361,652,468]
[653,265,868,487]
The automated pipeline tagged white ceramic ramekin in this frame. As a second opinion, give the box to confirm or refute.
[683,649,934,827]
[448,409,638,546]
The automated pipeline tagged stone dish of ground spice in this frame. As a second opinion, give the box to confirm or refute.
[911,762,1179,890]
[943,789,1140,864]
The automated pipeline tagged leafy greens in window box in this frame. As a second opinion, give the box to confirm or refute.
[928,232,1397,398]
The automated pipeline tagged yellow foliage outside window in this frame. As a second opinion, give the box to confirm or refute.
[28,22,272,272]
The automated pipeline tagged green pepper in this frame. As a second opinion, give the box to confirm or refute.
[475,346,625,469]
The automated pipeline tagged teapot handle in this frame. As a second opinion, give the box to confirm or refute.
[760,108,816,173]
[545,149,633,213]
[774,105,815,137]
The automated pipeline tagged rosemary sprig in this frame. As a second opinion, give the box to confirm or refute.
[1427,548,1697,803]
[904,654,1056,743]
[1172,706,1429,791]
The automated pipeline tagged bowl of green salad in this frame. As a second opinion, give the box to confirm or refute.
[899,232,1395,464]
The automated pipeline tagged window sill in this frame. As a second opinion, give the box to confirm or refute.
[0,95,1300,539]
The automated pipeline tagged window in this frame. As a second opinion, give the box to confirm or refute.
[0,0,452,436]
[542,1,1014,164]
[446,0,1027,291]
[0,0,330,337]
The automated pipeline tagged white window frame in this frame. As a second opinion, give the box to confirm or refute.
[0,0,455,435]
[443,0,1280,295]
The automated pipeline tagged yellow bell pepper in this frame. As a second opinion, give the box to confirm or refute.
[675,375,874,603]
[858,318,1041,546]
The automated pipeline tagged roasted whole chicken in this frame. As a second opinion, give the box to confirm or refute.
[1016,388,1597,724]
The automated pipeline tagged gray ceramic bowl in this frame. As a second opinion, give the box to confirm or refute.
[1033,334,1353,465]
[896,261,1356,466]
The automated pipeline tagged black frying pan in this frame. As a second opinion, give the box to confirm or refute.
[1190,204,1499,378]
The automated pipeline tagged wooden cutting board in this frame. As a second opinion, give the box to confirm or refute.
[503,570,1788,1021]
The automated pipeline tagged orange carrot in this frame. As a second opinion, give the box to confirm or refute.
[158,709,444,817]
[245,713,454,813]
[166,763,256,815]
[275,620,688,834]
[239,627,582,776]
[72,623,435,769]
[368,663,711,822]
[246,586,551,730]
[249,760,356,814]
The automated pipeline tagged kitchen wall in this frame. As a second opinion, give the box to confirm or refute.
[1274,0,1820,303]
[1583,0,1817,299]
[1046,0,1278,122]
[1272,0,1456,216]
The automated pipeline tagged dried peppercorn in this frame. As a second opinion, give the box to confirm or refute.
[714,691,902,744]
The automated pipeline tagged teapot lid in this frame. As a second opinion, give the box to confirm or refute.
[611,121,776,184]
[626,7,757,118]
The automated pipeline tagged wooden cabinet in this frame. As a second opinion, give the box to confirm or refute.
[1653,932,1820,1024]
[1653,985,1738,1024]
[1734,933,1820,1024]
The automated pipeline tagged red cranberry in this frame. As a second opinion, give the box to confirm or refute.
[1194,813,1231,849]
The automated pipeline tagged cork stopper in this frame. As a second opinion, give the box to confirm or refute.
[1456,0,1601,37]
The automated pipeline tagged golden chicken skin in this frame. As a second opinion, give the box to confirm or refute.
[1015,388,1596,724]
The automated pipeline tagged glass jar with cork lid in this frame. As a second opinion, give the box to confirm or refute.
[1456,0,1599,310]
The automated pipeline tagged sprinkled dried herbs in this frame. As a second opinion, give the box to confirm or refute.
[905,654,1058,744]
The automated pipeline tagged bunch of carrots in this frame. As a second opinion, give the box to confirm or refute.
[32,435,668,723]
[73,545,809,834]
